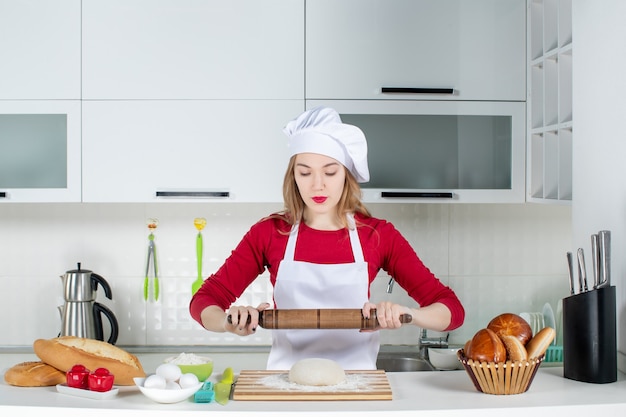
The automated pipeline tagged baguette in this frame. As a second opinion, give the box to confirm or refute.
[33,336,145,385]
[4,361,66,387]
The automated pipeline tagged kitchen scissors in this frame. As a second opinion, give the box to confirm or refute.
[144,218,159,301]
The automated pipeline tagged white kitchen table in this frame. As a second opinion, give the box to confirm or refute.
[1,351,625,416]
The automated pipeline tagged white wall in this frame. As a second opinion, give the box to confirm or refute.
[0,202,571,349]
[572,0,626,372]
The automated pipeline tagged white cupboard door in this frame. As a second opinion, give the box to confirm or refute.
[82,100,302,202]
[82,0,304,100]
[306,0,526,101]
[0,101,81,202]
[0,0,81,99]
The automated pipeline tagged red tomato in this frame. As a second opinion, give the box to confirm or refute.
[66,364,90,389]
[88,368,115,392]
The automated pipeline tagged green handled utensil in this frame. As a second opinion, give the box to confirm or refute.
[144,218,159,301]
[191,218,206,295]
[214,367,234,405]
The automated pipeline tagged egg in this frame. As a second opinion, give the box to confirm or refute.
[165,381,182,390]
[156,363,182,382]
[143,374,167,389]
[178,373,200,389]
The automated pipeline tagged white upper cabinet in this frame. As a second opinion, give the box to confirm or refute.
[0,100,82,202]
[0,0,81,99]
[306,0,526,101]
[527,0,572,204]
[82,100,302,203]
[82,0,304,100]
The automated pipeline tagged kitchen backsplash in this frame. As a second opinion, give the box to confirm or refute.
[0,202,571,348]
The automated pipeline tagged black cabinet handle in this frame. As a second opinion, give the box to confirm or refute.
[382,87,454,95]
[0,191,6,198]
[381,191,454,199]
[156,191,230,198]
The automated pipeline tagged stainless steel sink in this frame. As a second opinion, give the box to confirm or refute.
[376,355,435,372]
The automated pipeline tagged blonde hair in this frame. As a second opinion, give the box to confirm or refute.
[279,156,371,229]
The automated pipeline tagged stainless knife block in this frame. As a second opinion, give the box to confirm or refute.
[562,286,617,383]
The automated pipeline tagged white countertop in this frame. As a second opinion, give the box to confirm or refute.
[2,351,626,416]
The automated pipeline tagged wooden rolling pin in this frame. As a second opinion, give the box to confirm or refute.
[227,308,412,330]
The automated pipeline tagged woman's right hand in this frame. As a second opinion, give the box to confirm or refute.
[224,302,271,335]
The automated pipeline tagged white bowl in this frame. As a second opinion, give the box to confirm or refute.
[428,347,463,370]
[134,377,203,404]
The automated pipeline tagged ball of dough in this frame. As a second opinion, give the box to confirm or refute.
[288,358,346,386]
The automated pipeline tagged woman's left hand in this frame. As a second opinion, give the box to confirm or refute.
[362,301,413,330]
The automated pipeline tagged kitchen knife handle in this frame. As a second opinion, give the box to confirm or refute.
[577,248,588,292]
[382,87,454,95]
[566,251,575,295]
[228,309,413,330]
[598,230,611,287]
[591,234,600,289]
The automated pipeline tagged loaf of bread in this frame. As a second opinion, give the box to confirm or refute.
[466,328,507,363]
[33,336,145,385]
[525,327,556,359]
[3,361,67,387]
[487,313,533,345]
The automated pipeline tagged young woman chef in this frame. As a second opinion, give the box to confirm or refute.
[190,106,465,370]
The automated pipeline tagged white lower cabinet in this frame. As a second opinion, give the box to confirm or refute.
[82,100,303,203]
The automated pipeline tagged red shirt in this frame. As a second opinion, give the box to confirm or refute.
[189,213,465,331]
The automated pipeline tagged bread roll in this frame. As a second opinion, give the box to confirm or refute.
[33,336,145,385]
[4,361,67,387]
[487,313,533,345]
[525,327,556,359]
[466,328,507,363]
[499,334,528,361]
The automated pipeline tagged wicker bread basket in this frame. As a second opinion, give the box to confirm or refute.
[457,349,545,395]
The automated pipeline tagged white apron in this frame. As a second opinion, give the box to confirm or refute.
[266,215,379,370]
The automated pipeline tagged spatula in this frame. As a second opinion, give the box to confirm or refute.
[214,367,234,405]
[191,217,207,295]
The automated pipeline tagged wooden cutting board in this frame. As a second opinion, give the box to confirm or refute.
[232,370,392,401]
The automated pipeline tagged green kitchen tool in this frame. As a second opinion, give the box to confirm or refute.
[144,218,159,301]
[191,217,207,295]
[214,367,234,405]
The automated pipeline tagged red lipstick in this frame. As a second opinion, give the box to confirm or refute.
[312,196,327,204]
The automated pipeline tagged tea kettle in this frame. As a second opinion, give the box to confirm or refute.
[58,263,119,345]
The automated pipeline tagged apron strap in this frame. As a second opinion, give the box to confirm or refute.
[283,222,300,261]
[284,214,365,263]
[347,215,365,263]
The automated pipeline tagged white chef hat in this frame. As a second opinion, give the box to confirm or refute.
[283,106,369,183]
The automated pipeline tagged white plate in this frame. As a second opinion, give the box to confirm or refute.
[56,384,119,400]
[543,302,556,342]
[555,299,563,346]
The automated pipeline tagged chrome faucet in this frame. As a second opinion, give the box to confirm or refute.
[386,277,395,294]
[419,328,449,359]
